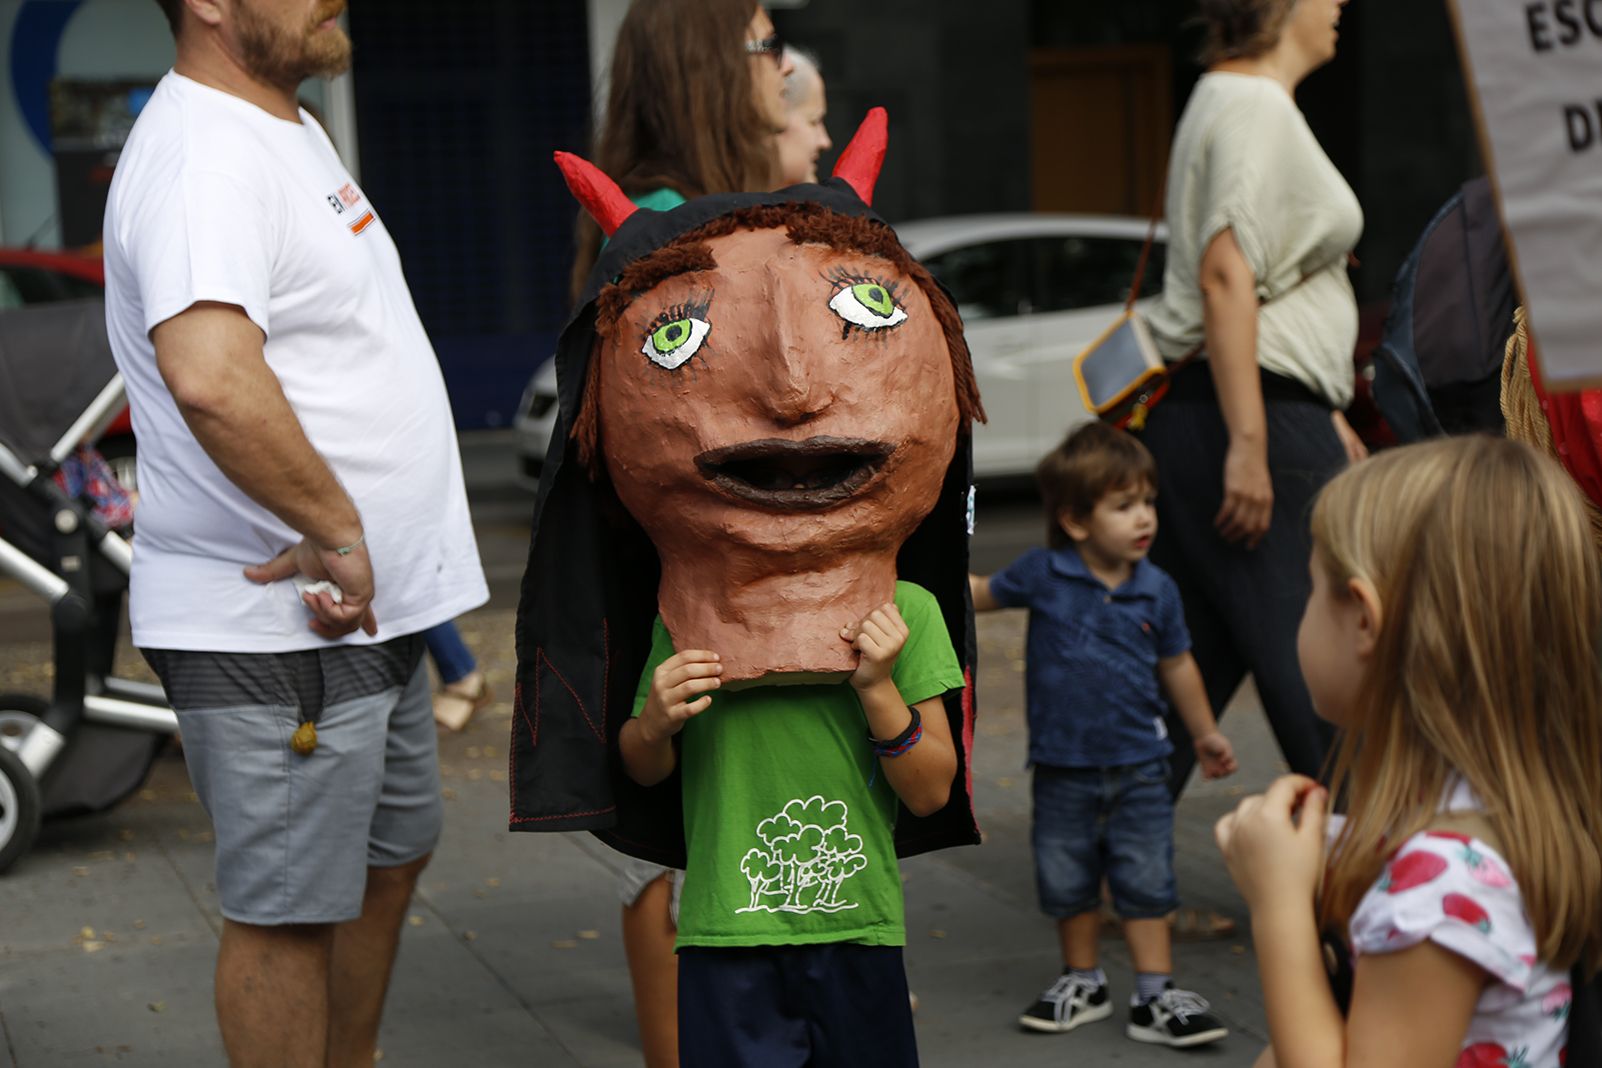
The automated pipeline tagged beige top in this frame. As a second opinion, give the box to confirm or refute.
[1145,72,1363,408]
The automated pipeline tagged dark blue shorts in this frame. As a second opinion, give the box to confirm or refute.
[1031,759,1178,920]
[677,943,917,1067]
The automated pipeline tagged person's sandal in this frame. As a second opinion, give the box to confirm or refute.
[1167,907,1238,942]
[432,671,492,732]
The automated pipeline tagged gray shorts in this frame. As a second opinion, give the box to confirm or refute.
[618,858,681,927]
[144,637,442,926]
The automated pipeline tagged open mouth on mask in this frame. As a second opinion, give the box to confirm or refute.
[695,437,893,510]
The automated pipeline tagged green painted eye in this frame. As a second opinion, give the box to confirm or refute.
[641,315,710,369]
[852,283,895,318]
[829,280,908,330]
[652,320,691,352]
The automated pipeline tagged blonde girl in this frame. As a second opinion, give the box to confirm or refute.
[1215,436,1602,1067]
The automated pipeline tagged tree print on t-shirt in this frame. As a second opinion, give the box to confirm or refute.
[737,796,868,914]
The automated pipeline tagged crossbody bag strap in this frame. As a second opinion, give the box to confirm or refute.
[1124,181,1166,313]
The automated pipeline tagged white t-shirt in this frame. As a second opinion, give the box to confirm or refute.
[103,71,487,652]
[1144,73,1363,408]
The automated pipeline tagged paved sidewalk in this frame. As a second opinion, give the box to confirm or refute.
[0,608,1285,1066]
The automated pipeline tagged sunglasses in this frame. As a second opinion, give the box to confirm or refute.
[744,31,784,64]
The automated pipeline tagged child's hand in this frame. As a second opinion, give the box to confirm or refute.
[1214,774,1327,910]
[1193,730,1238,780]
[638,650,722,744]
[841,603,907,692]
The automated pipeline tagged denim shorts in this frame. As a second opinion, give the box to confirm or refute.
[145,643,441,925]
[1031,759,1178,919]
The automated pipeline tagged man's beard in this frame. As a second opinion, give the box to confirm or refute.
[235,0,352,87]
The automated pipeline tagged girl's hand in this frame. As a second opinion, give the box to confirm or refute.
[637,649,721,744]
[841,603,908,692]
[1331,409,1369,465]
[1214,774,1327,910]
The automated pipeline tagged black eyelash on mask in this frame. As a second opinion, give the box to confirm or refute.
[821,266,905,306]
[821,267,904,340]
[643,290,714,343]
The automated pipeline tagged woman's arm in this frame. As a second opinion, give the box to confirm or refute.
[1199,227,1272,547]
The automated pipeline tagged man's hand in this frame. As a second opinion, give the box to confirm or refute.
[637,650,722,744]
[840,603,908,692]
[1193,729,1238,780]
[245,537,377,639]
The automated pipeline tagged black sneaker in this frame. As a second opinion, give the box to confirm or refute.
[1127,984,1229,1048]
[1017,973,1113,1033]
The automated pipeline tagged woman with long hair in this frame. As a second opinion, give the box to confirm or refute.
[569,0,790,300]
[571,5,790,1064]
[1140,0,1365,795]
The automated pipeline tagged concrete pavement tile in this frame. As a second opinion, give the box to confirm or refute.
[1,819,216,959]
[530,998,658,1068]
[416,895,633,1008]
[418,822,625,912]
[0,942,222,1066]
[376,925,583,1068]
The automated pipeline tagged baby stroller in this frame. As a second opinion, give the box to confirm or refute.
[0,298,177,874]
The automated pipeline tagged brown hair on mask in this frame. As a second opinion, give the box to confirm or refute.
[572,200,985,474]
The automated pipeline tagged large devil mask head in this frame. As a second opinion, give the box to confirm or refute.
[512,110,984,861]
[558,110,983,684]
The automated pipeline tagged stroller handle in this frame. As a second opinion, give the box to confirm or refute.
[51,373,128,467]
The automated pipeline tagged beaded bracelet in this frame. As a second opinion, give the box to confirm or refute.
[871,705,923,758]
[329,532,366,556]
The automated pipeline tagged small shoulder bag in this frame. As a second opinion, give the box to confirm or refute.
[1071,197,1200,432]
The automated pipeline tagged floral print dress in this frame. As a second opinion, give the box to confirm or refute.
[1345,790,1570,1067]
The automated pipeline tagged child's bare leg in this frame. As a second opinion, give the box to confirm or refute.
[1059,911,1102,970]
[1123,916,1173,974]
[622,874,679,1068]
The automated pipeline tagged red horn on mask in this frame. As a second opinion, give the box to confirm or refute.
[831,107,888,207]
[553,151,637,237]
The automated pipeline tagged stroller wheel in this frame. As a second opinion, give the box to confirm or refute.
[0,694,46,754]
[0,743,42,874]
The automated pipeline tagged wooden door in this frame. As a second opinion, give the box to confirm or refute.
[1030,45,1171,215]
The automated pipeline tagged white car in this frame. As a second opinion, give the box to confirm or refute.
[514,214,1165,487]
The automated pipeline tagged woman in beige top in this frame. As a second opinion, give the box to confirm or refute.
[1140,0,1366,794]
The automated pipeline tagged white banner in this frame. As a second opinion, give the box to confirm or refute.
[1449,0,1602,390]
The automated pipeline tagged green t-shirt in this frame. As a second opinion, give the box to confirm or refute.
[630,581,964,949]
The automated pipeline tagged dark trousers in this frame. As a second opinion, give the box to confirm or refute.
[1140,364,1344,794]
[677,944,918,1068]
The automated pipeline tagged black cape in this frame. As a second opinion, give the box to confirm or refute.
[510,177,981,867]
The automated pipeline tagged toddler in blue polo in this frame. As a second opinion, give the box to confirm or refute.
[971,421,1237,1050]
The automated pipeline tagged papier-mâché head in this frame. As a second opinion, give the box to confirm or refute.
[555,109,983,685]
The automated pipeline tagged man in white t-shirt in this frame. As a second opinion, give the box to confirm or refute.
[102,1,487,1063]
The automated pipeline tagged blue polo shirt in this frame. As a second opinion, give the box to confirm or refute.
[989,546,1189,769]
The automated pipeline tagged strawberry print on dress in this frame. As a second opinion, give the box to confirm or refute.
[1352,830,1569,1067]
